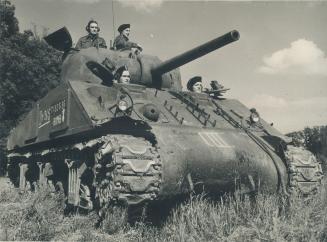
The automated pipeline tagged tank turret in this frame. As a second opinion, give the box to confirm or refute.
[44,28,239,90]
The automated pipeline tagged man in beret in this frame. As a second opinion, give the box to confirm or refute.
[75,20,107,49]
[113,24,142,52]
[114,65,131,84]
[187,76,203,93]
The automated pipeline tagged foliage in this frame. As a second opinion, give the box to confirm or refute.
[0,0,19,38]
[0,0,62,175]
[0,182,95,241]
[287,126,327,153]
[303,127,322,155]
[0,177,326,241]
[0,32,62,121]
[287,126,327,171]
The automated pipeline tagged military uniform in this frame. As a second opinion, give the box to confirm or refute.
[75,34,107,49]
[113,34,138,50]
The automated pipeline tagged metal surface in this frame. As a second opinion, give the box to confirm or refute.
[43,27,72,52]
[7,28,323,213]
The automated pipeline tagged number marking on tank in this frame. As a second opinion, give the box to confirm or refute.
[39,99,67,128]
[198,132,232,148]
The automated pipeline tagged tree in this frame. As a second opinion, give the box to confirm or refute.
[0,32,62,121]
[303,127,322,155]
[287,126,327,172]
[0,0,19,38]
[0,0,62,175]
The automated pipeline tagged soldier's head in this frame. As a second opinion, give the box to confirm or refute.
[115,66,130,84]
[187,76,203,93]
[118,24,130,38]
[120,70,131,84]
[86,20,100,35]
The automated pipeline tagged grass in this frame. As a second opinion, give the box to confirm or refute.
[0,177,326,241]
[160,190,327,241]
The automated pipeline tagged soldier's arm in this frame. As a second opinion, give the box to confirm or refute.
[114,36,141,51]
[99,38,107,49]
[126,41,139,49]
[127,41,142,51]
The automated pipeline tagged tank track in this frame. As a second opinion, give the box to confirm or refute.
[285,145,323,195]
[7,135,162,211]
[94,135,162,207]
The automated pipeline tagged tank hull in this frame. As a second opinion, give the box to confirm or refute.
[151,125,283,198]
[7,80,322,207]
[7,123,284,202]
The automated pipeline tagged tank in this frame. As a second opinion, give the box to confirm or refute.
[6,27,323,211]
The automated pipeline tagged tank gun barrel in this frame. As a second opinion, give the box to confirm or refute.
[152,30,240,76]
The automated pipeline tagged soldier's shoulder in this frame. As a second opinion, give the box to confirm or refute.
[98,36,106,42]
[114,35,124,41]
[77,35,89,42]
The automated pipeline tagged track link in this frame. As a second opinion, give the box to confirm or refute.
[95,135,162,207]
[285,145,323,195]
[8,134,161,211]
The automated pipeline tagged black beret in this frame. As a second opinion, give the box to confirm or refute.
[187,76,202,91]
[118,24,130,33]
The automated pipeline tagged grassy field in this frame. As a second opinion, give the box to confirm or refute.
[0,177,326,241]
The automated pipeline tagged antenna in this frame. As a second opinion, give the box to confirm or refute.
[112,0,115,40]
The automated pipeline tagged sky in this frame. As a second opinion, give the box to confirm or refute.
[10,0,327,133]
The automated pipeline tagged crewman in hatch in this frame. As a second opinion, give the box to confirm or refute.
[187,76,203,93]
[113,24,142,52]
[75,20,107,49]
[114,65,131,84]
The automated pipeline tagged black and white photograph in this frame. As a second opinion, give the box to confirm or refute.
[0,0,326,241]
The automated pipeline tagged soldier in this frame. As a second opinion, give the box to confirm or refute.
[113,24,142,52]
[75,20,107,49]
[114,65,131,84]
[187,76,203,93]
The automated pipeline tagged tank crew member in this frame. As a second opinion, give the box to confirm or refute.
[114,65,131,84]
[187,76,203,93]
[75,20,107,49]
[113,24,142,52]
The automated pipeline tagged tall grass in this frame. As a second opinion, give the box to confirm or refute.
[0,180,98,241]
[0,178,326,241]
[160,191,326,241]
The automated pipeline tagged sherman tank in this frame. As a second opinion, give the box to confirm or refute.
[6,27,323,212]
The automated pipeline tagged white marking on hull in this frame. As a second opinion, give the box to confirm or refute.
[198,132,232,148]
[198,132,214,147]
[38,121,50,128]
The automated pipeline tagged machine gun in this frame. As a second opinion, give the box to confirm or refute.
[204,80,230,99]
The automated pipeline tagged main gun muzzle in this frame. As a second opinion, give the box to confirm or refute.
[152,30,240,77]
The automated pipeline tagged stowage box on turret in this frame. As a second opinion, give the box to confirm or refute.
[7,27,323,211]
